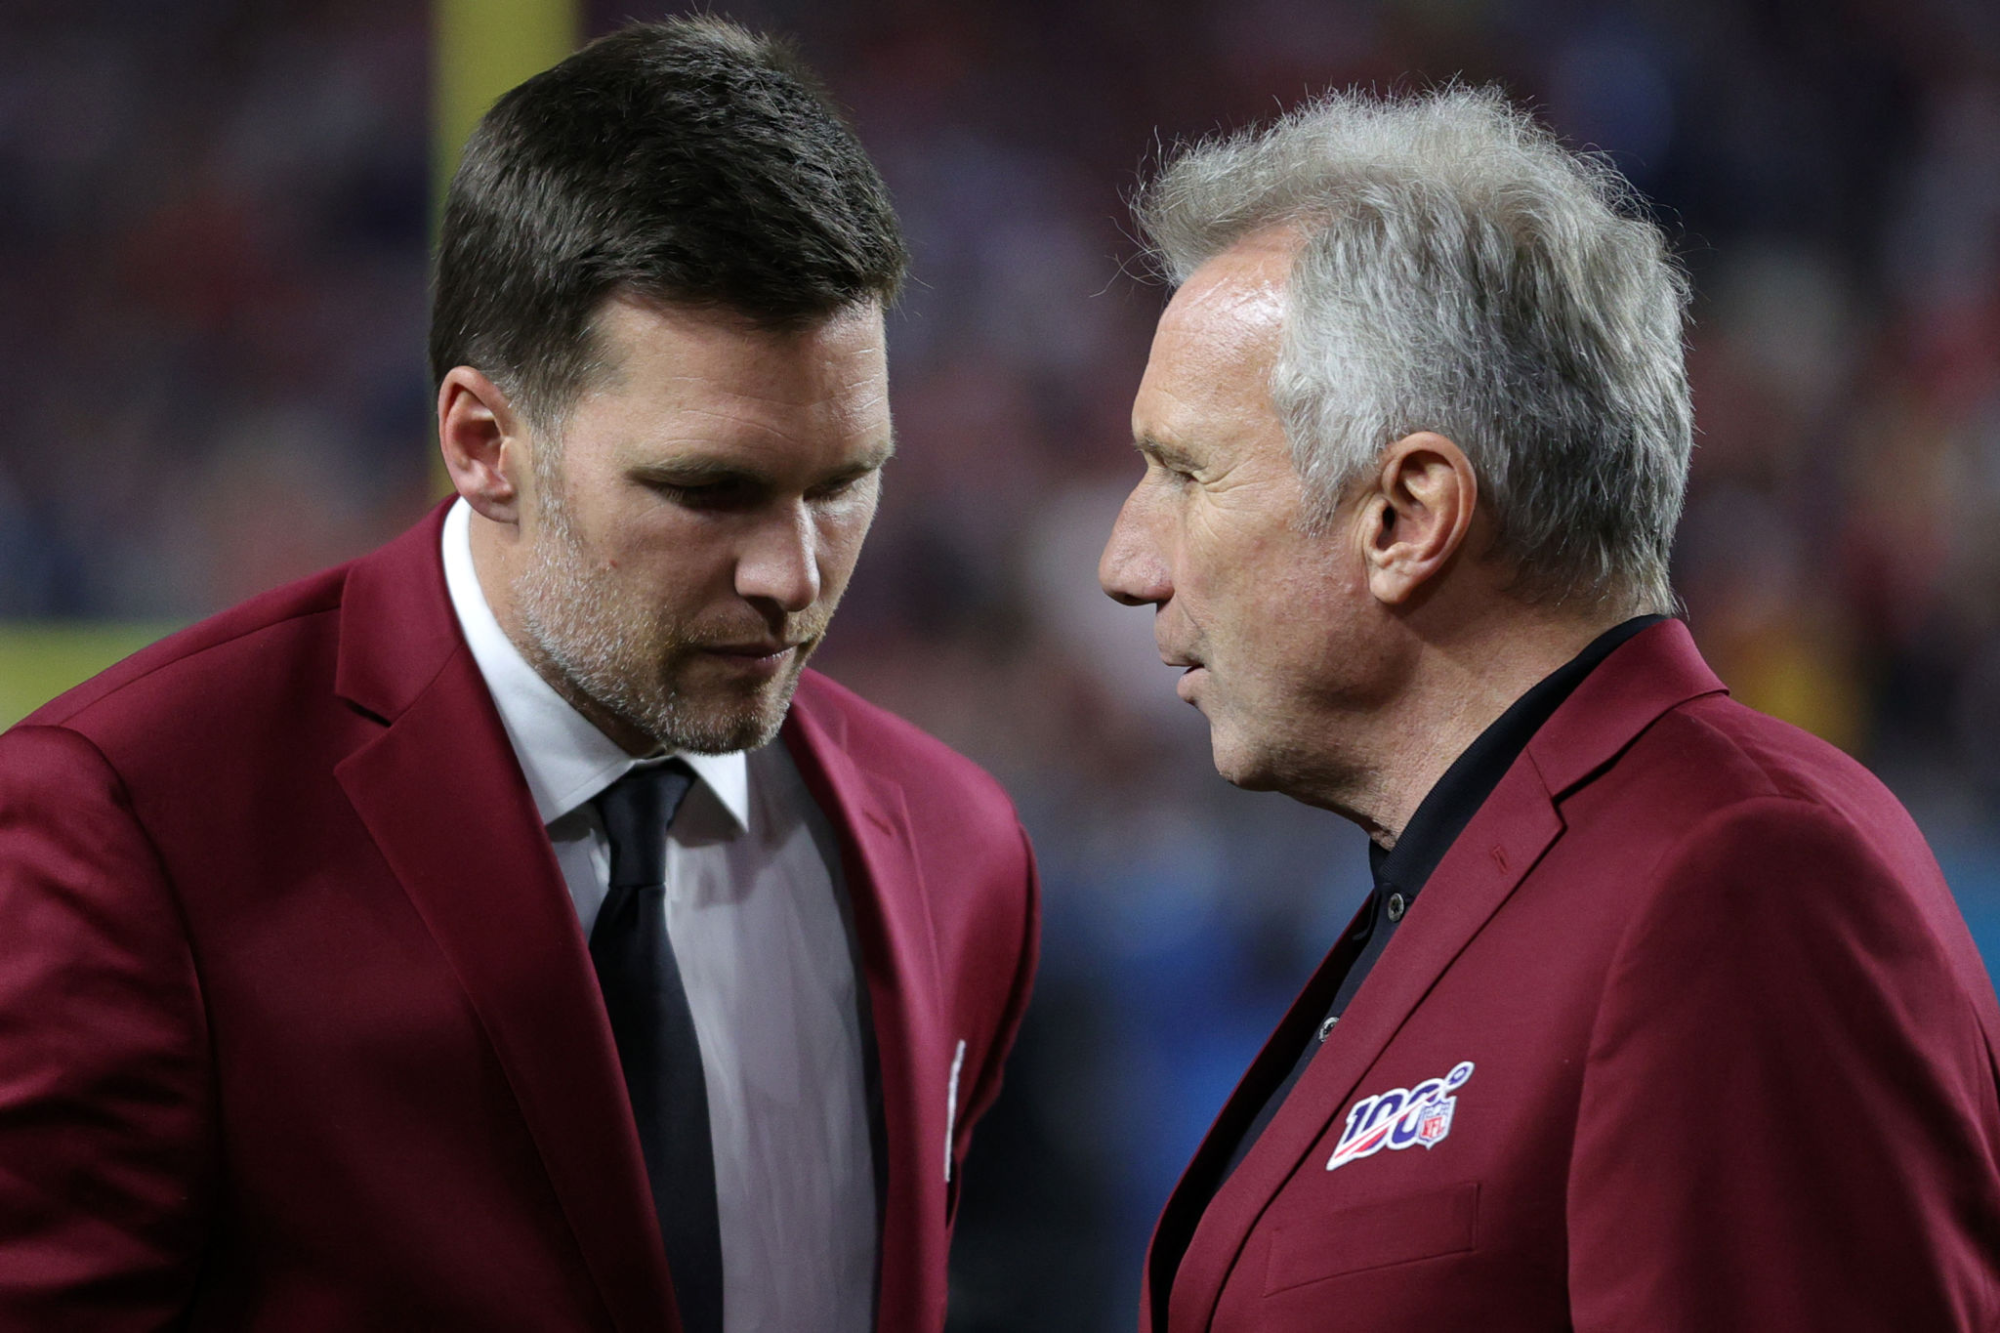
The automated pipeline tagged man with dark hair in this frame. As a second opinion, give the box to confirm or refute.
[0,20,1037,1333]
[1101,88,2000,1330]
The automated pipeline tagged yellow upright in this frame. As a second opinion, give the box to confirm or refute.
[434,0,582,210]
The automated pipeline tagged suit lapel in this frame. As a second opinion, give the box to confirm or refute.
[1160,620,1728,1332]
[1165,766,1563,1332]
[331,507,676,1333]
[781,681,950,1333]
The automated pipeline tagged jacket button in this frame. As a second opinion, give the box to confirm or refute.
[1386,892,1407,922]
[1317,1015,1338,1043]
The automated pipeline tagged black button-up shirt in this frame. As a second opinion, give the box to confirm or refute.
[1215,614,1666,1182]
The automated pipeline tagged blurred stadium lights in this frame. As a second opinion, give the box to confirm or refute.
[0,0,579,725]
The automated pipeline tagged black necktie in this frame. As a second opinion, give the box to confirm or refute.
[590,761,723,1333]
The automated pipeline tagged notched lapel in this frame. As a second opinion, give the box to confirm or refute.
[1167,765,1564,1333]
[782,696,950,1333]
[331,509,675,1333]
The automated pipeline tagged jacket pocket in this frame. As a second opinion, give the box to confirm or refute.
[1262,1181,1479,1295]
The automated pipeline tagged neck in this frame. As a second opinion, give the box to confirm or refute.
[1338,607,1632,848]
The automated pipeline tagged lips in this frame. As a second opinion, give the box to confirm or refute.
[698,635,815,670]
[706,642,793,657]
[691,643,796,684]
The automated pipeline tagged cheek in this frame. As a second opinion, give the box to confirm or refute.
[814,496,879,569]
[607,525,731,605]
[1183,513,1297,616]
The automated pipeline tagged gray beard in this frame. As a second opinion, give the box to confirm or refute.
[512,492,803,756]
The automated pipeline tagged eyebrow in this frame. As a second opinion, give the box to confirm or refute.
[829,438,897,482]
[1134,433,1201,473]
[627,438,896,490]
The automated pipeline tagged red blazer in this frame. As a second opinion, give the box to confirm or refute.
[0,505,1039,1332]
[1146,621,2000,1332]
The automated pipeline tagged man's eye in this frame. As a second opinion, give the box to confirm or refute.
[652,479,756,511]
[808,476,860,502]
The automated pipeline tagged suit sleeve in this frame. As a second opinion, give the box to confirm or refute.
[0,725,214,1326]
[1567,796,2000,1331]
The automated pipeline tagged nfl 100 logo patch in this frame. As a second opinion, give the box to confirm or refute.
[1326,1061,1475,1171]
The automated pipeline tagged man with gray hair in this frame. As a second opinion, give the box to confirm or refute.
[1100,86,2000,1331]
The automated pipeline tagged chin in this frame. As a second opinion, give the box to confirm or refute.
[640,664,806,755]
[662,707,783,755]
[1207,728,1281,793]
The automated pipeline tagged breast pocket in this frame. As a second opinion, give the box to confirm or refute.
[1262,1181,1480,1295]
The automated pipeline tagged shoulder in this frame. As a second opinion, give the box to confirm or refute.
[1547,678,1994,1006]
[18,564,353,746]
[1564,716,2000,1328]
[17,504,457,755]
[1651,692,1905,806]
[1596,690,1946,921]
[787,670,1036,955]
[1581,690,1934,882]
[1594,695,1998,1039]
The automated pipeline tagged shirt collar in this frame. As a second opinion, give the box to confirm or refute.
[440,498,750,830]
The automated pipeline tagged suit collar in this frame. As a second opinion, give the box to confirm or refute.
[1151,618,1727,1333]
[1527,617,1725,795]
[1372,614,1666,898]
[333,498,462,723]
[1159,762,1564,1332]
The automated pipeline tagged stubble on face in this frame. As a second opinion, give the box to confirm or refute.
[513,445,831,755]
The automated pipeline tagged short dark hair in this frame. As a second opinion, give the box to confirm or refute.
[429,17,908,424]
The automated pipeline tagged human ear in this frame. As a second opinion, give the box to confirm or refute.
[436,367,529,527]
[1362,431,1479,606]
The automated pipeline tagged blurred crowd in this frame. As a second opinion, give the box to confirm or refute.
[6,0,2000,1327]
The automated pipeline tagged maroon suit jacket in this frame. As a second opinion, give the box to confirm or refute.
[0,505,1039,1332]
[1146,621,2000,1331]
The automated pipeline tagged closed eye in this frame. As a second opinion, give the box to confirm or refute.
[1136,435,1202,488]
[805,470,879,503]
[646,476,765,513]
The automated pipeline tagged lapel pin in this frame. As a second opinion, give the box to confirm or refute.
[944,1038,967,1184]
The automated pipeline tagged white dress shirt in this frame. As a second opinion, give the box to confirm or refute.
[441,499,877,1333]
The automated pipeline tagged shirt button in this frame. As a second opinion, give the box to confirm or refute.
[1386,892,1407,922]
[1317,1015,1339,1043]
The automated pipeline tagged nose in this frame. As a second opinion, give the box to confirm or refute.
[737,503,821,615]
[1099,484,1173,607]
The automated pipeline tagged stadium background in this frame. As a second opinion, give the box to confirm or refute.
[5,0,2000,1326]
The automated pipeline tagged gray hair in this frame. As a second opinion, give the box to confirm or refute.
[1134,86,1692,614]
